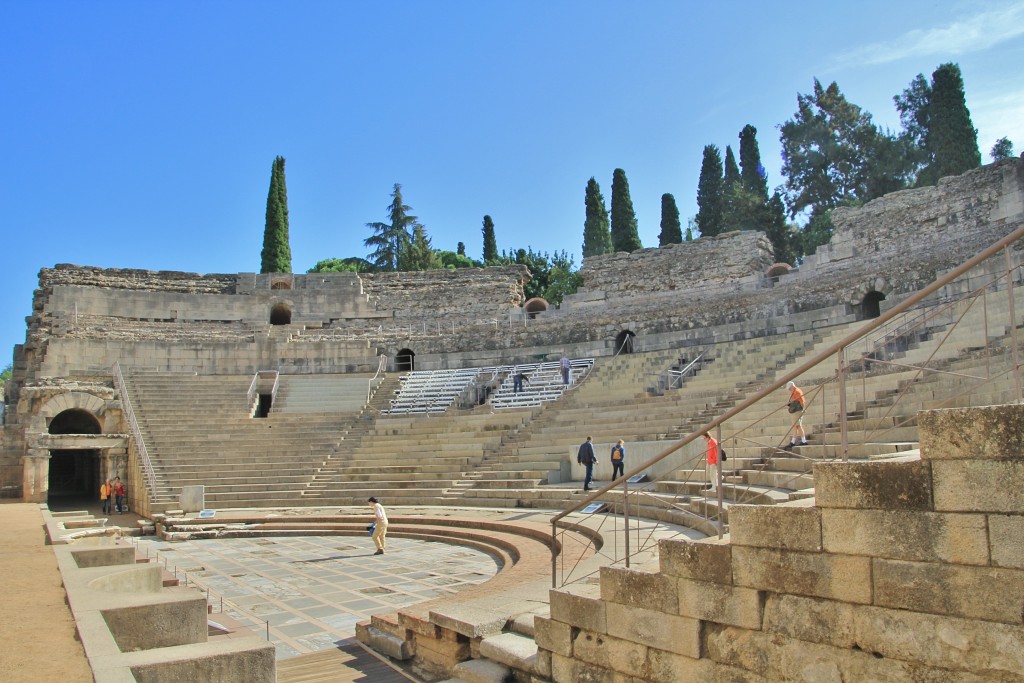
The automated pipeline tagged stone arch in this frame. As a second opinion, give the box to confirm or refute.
[48,409,102,435]
[523,298,549,319]
[849,277,893,320]
[615,330,636,355]
[396,348,415,372]
[33,391,106,434]
[270,302,292,325]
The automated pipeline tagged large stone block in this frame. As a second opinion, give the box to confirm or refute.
[599,566,678,613]
[728,503,822,552]
[533,616,573,657]
[814,458,932,510]
[762,593,855,647]
[932,459,1024,513]
[991,514,1024,569]
[550,653,631,683]
[919,404,1024,460]
[548,585,606,634]
[645,648,761,683]
[873,558,1024,624]
[733,546,872,604]
[676,578,764,630]
[658,537,732,585]
[606,601,700,658]
[821,509,988,565]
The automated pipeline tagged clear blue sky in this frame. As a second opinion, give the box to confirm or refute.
[3,1,1023,367]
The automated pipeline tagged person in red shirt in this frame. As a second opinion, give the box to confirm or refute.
[112,477,126,514]
[786,381,808,448]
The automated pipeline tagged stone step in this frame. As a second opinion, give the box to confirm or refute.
[443,658,512,683]
[478,632,550,679]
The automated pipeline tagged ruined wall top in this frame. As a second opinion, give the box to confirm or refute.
[360,265,530,318]
[40,264,239,294]
[577,230,776,297]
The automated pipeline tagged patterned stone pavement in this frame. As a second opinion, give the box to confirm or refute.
[135,534,501,660]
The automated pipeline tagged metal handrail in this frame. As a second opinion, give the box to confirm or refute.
[368,353,387,403]
[551,220,1024,588]
[246,371,260,414]
[112,362,158,498]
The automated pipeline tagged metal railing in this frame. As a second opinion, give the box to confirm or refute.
[112,362,158,498]
[368,353,387,403]
[550,220,1024,588]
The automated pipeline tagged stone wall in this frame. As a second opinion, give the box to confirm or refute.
[535,404,1024,681]
[359,265,530,319]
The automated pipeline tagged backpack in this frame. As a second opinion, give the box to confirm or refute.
[720,448,727,462]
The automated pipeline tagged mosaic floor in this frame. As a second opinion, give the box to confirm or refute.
[136,535,501,660]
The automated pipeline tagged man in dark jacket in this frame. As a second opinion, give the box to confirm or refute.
[577,436,597,491]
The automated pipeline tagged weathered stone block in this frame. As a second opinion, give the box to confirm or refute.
[919,404,1024,460]
[658,537,732,584]
[645,648,742,683]
[676,578,763,629]
[762,593,855,647]
[548,585,606,634]
[550,652,631,683]
[873,558,1024,624]
[606,602,700,658]
[569,628,649,678]
[991,514,1024,569]
[814,459,932,510]
[533,617,573,658]
[728,504,822,552]
[851,603,1024,676]
[821,509,988,565]
[599,566,678,613]
[732,546,872,604]
[932,460,1024,513]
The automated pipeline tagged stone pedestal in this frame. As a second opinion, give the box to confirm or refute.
[180,485,205,513]
[22,449,49,503]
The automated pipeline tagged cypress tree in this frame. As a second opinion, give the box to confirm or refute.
[925,63,980,181]
[766,191,792,264]
[695,145,725,237]
[722,145,740,228]
[582,177,612,258]
[260,156,292,274]
[739,124,769,201]
[610,168,642,253]
[457,241,466,256]
[482,215,498,262]
[659,193,682,245]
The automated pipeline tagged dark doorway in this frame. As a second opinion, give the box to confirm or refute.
[396,348,415,372]
[862,291,886,319]
[257,394,272,418]
[270,303,292,325]
[615,330,636,355]
[47,449,99,511]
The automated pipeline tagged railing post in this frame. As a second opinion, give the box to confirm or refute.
[838,349,848,463]
[715,425,724,539]
[551,523,558,589]
[1006,247,1022,402]
[623,476,630,568]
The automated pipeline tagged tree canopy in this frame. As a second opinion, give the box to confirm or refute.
[482,215,499,262]
[922,63,980,183]
[658,193,682,245]
[695,145,724,237]
[991,137,1015,162]
[364,183,417,271]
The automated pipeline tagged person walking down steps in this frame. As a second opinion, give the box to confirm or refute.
[577,436,597,492]
[785,381,808,449]
[368,497,388,555]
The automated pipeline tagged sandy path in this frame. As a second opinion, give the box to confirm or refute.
[0,503,94,682]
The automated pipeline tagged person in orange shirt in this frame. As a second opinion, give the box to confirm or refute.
[702,432,719,491]
[99,479,111,515]
[786,381,808,448]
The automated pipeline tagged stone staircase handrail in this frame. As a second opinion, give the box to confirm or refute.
[111,362,158,498]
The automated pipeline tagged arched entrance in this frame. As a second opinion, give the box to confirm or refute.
[396,348,415,372]
[861,291,886,319]
[523,297,549,319]
[270,303,292,325]
[615,330,636,355]
[47,409,103,511]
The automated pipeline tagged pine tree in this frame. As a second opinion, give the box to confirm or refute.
[364,184,417,271]
[582,177,612,257]
[658,193,682,245]
[482,215,499,262]
[260,156,292,274]
[924,63,980,182]
[766,191,793,264]
[610,168,642,252]
[695,145,725,237]
[457,242,466,256]
[399,223,441,271]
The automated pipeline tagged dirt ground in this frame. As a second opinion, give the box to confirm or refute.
[0,502,94,683]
